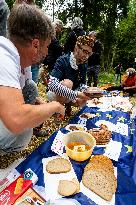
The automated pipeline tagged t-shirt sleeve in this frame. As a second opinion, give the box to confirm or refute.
[0,54,21,89]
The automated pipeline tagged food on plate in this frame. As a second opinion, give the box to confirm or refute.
[46,158,71,174]
[65,124,86,131]
[58,180,77,196]
[68,125,84,131]
[82,155,117,201]
[92,98,101,105]
[89,155,114,172]
[84,87,103,98]
[80,113,95,119]
[87,124,112,145]
[58,179,80,196]
[67,142,91,152]
[72,178,80,193]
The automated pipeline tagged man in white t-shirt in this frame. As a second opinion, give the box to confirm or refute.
[0,4,65,154]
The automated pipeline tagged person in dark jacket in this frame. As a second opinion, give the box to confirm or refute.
[114,63,123,84]
[43,19,63,73]
[87,31,103,87]
[0,0,9,37]
[64,17,85,53]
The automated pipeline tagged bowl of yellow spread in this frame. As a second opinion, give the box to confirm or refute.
[63,131,96,161]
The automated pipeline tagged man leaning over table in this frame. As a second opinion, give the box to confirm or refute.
[0,4,65,154]
[47,35,98,116]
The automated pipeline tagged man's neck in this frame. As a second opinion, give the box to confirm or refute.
[12,40,31,69]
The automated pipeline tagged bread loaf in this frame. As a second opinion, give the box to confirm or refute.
[82,155,117,201]
[90,155,114,172]
[82,168,114,201]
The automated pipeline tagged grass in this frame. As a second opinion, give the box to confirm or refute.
[98,70,121,86]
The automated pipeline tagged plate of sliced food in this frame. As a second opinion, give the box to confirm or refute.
[87,124,112,146]
[79,113,96,119]
[65,124,87,132]
[84,87,103,98]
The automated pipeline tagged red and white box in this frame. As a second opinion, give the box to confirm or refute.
[0,168,38,205]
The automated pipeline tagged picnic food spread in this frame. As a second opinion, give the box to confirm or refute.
[87,124,112,145]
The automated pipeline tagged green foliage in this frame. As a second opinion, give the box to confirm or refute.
[99,71,115,85]
[6,0,15,9]
[5,0,132,70]
[115,0,136,68]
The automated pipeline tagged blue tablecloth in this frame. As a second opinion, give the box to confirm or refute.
[16,105,136,205]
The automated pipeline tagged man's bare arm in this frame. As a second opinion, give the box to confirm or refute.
[0,86,65,134]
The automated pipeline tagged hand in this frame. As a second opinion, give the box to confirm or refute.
[123,87,130,90]
[77,91,90,100]
[75,98,87,108]
[56,102,65,117]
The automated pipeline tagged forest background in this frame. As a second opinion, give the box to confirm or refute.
[6,0,136,72]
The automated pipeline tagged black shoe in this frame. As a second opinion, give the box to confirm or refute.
[65,105,72,117]
[33,129,48,137]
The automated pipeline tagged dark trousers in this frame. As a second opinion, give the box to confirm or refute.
[87,65,100,87]
[106,85,136,96]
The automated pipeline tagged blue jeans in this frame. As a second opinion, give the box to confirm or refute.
[87,65,100,87]
[31,64,39,84]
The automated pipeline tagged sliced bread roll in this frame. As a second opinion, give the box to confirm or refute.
[58,180,77,196]
[46,158,71,173]
[72,178,80,193]
[90,155,114,172]
[82,168,114,201]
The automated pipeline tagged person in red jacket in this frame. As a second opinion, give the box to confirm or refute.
[106,68,136,96]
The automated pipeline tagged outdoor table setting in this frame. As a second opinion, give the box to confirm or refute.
[0,91,136,205]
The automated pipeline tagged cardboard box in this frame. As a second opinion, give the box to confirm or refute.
[0,169,38,205]
[14,187,46,205]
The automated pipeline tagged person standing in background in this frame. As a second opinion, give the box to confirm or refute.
[0,0,9,37]
[114,63,123,84]
[43,19,63,73]
[87,31,103,87]
[64,17,85,54]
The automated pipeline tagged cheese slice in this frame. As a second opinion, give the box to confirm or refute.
[73,145,86,152]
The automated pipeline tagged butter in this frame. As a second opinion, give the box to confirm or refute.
[73,145,86,152]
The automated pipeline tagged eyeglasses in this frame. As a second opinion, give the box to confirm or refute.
[78,45,91,56]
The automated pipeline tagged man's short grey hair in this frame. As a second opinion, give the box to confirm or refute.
[54,19,63,29]
[71,17,83,30]
[8,4,54,45]
[89,31,97,36]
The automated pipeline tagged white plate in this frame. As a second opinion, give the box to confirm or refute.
[49,199,81,205]
[65,124,87,132]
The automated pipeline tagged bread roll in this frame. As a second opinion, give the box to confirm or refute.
[46,158,71,174]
